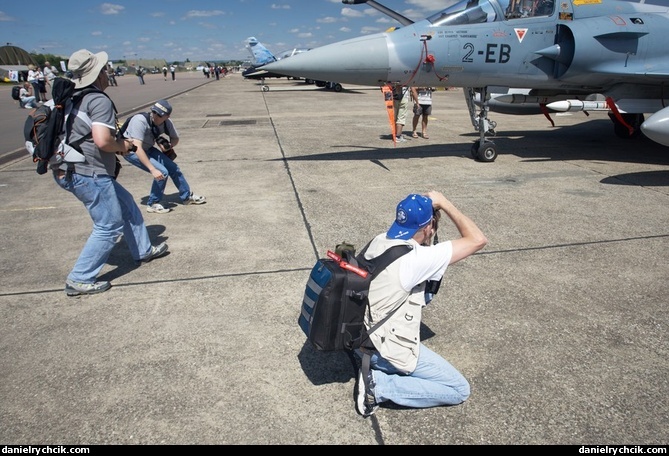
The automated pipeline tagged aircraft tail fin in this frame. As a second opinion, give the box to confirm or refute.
[246,37,277,66]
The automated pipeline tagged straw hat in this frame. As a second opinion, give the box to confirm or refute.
[67,49,108,89]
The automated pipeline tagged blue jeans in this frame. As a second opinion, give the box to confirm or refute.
[21,96,37,108]
[368,343,470,408]
[123,148,191,205]
[54,172,153,283]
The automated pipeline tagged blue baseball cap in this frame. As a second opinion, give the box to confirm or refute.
[152,99,172,116]
[387,194,433,240]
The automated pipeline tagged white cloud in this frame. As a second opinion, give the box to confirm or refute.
[185,10,225,19]
[100,3,124,15]
[361,26,383,35]
[0,11,16,21]
[341,7,365,18]
[317,16,338,24]
[408,0,456,12]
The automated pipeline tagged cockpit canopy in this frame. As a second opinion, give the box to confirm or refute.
[427,0,554,26]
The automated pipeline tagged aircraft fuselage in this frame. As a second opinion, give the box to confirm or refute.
[264,0,669,99]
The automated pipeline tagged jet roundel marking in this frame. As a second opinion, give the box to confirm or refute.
[515,28,529,43]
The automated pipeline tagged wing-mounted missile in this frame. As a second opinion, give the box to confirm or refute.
[546,100,610,112]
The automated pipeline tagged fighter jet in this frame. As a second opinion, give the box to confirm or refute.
[242,37,345,92]
[242,37,313,91]
[260,0,669,162]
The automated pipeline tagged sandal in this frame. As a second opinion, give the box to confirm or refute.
[412,132,419,138]
[422,132,429,139]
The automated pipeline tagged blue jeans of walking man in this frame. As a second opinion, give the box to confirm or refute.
[124,147,192,205]
[54,172,154,283]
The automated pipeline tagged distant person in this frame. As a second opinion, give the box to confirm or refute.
[43,61,59,88]
[54,49,168,296]
[122,99,206,213]
[162,65,168,81]
[393,85,411,142]
[27,65,41,103]
[36,67,48,102]
[107,65,118,87]
[170,64,176,81]
[411,87,434,139]
[19,82,38,108]
[354,191,487,417]
[136,67,145,85]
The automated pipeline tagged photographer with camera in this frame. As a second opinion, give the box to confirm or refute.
[354,191,487,417]
[122,99,206,213]
[52,49,168,296]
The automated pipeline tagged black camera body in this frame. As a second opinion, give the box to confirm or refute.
[156,135,171,150]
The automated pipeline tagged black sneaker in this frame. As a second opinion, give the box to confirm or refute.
[65,279,112,297]
[137,242,168,263]
[355,368,379,417]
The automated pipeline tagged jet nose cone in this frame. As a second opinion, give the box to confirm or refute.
[262,34,391,86]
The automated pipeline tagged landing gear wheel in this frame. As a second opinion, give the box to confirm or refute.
[471,140,497,162]
[333,83,343,92]
[262,85,270,92]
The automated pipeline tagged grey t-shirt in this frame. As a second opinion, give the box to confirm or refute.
[61,90,119,177]
[124,113,179,151]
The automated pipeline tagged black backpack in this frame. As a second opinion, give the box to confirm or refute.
[299,241,412,352]
[11,85,21,101]
[24,78,113,175]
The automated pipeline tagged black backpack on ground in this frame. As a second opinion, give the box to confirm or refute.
[299,241,411,352]
[11,85,21,101]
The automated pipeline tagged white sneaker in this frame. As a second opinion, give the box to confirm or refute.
[395,135,407,143]
[183,193,206,205]
[147,203,170,214]
[355,368,379,417]
[137,242,169,264]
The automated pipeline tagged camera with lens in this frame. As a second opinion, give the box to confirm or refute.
[156,133,177,160]
[156,134,171,150]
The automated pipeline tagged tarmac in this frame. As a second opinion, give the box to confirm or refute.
[1,73,668,445]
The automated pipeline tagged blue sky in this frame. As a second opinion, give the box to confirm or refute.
[2,0,668,64]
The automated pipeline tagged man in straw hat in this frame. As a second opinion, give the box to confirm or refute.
[52,49,169,296]
[354,191,487,417]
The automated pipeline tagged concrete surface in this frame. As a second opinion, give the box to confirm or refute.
[1,73,668,445]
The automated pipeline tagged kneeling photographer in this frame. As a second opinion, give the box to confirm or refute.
[354,191,488,418]
[122,99,206,214]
